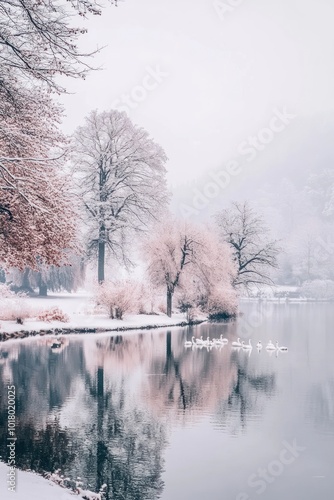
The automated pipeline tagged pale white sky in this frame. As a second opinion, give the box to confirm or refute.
[59,0,334,191]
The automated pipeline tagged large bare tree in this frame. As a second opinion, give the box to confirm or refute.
[72,109,169,282]
[215,201,281,289]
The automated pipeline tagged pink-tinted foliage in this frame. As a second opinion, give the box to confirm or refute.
[0,283,15,299]
[205,287,238,319]
[0,1,121,271]
[0,284,30,323]
[37,307,70,323]
[0,88,79,270]
[143,217,238,317]
[95,280,141,319]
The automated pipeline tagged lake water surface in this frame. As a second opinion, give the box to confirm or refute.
[0,302,333,499]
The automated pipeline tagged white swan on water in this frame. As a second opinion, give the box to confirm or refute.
[232,338,242,347]
[213,334,228,345]
[266,340,276,350]
[184,336,195,347]
[256,341,262,349]
[242,339,252,350]
[275,341,288,351]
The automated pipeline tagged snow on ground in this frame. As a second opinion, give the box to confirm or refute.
[0,292,192,336]
[0,462,76,499]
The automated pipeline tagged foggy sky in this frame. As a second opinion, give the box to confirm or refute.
[59,0,334,196]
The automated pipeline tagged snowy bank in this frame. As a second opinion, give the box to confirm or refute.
[0,462,107,499]
[0,293,206,343]
[0,462,77,499]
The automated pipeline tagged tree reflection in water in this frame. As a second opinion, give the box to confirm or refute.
[144,329,276,431]
[307,379,334,434]
[0,326,276,499]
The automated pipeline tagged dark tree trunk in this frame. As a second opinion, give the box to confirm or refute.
[164,330,172,375]
[98,225,105,284]
[96,366,105,492]
[22,268,30,289]
[98,160,107,284]
[167,289,173,317]
[38,272,47,296]
[98,242,105,283]
[39,284,47,296]
[166,330,172,359]
[15,268,34,294]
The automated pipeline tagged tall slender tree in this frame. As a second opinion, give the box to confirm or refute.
[72,110,169,282]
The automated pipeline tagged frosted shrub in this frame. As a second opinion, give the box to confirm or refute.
[96,280,140,319]
[178,300,201,322]
[0,302,33,323]
[300,280,334,300]
[205,287,238,320]
[176,266,238,321]
[0,284,31,323]
[177,286,200,321]
[177,282,238,321]
[37,307,69,322]
[48,469,106,499]
[0,283,14,298]
[157,301,167,315]
[137,283,159,314]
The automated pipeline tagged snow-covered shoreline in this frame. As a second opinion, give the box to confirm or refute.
[0,461,108,499]
[0,316,204,343]
[0,461,77,499]
[0,293,206,343]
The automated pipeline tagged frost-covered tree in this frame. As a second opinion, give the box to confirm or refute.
[0,88,79,269]
[306,168,334,220]
[0,0,118,96]
[300,279,334,300]
[36,258,85,295]
[1,0,119,268]
[0,0,118,214]
[7,255,85,296]
[144,218,236,317]
[286,219,334,284]
[72,110,169,283]
[215,201,281,289]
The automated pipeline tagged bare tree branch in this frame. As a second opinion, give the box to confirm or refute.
[215,201,282,290]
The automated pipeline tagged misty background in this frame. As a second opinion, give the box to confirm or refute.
[56,0,334,287]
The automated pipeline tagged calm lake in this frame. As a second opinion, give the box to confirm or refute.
[0,302,333,499]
